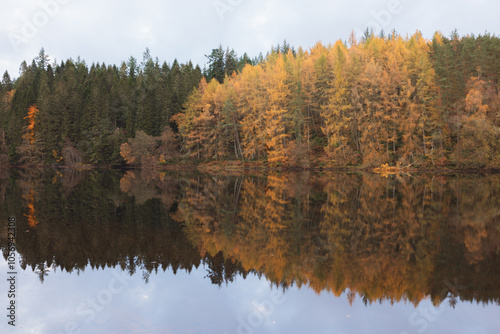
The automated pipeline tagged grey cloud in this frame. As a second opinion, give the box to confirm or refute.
[1,0,499,78]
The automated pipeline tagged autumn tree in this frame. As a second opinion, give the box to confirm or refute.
[263,53,290,163]
[17,105,45,165]
[120,128,178,166]
[0,33,499,168]
[321,41,354,164]
[358,56,389,166]
[237,64,268,160]
[451,76,500,167]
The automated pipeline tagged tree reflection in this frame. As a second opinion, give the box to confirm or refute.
[1,169,499,305]
[175,171,500,306]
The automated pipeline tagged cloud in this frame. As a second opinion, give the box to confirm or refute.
[1,0,499,78]
[8,255,500,333]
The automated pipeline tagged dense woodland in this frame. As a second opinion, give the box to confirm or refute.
[0,31,499,168]
[1,169,499,305]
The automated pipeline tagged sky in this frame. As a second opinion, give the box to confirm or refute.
[0,0,499,79]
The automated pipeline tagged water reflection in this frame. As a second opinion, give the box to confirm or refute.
[1,168,499,307]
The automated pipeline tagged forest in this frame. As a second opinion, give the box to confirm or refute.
[0,30,499,169]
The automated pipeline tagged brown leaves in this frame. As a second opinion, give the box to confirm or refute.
[120,129,179,166]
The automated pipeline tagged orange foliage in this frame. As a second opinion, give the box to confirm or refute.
[465,77,489,117]
[17,105,45,164]
[24,105,38,145]
[23,189,39,228]
[172,32,500,168]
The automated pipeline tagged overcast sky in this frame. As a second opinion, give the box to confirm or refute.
[1,0,499,79]
[4,258,500,334]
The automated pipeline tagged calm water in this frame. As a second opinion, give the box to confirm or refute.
[1,168,499,334]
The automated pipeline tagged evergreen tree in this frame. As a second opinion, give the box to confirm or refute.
[205,45,226,83]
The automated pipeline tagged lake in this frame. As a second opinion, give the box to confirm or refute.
[1,168,499,334]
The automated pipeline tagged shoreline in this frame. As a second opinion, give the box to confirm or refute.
[1,162,499,174]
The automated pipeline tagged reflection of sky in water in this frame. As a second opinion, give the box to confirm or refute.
[2,257,499,334]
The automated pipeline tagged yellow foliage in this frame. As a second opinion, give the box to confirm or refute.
[52,150,63,162]
[373,163,412,178]
[120,143,135,165]
[2,89,15,103]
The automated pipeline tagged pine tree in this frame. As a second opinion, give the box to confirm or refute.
[205,45,226,84]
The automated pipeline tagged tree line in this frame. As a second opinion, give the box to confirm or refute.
[0,48,206,165]
[1,31,499,168]
[174,31,500,168]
